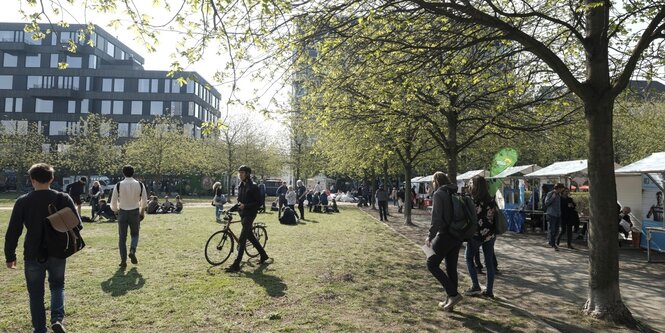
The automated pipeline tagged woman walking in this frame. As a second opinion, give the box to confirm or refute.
[90,181,101,220]
[285,185,299,218]
[464,175,498,298]
[426,172,464,312]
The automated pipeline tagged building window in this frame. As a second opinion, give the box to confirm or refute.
[106,42,114,57]
[171,101,183,116]
[85,77,91,91]
[151,79,159,93]
[36,99,54,113]
[114,79,124,92]
[0,31,14,42]
[113,100,123,115]
[102,78,113,92]
[138,79,150,93]
[66,56,82,68]
[81,99,89,114]
[1,120,28,134]
[88,55,97,69]
[118,123,129,137]
[68,100,76,114]
[4,98,12,112]
[150,101,163,115]
[15,98,22,112]
[25,54,41,67]
[101,100,111,114]
[0,75,12,89]
[4,98,22,113]
[50,54,59,68]
[23,31,41,45]
[2,53,17,67]
[130,123,141,137]
[130,101,142,115]
[49,121,68,135]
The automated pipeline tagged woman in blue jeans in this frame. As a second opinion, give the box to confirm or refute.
[464,175,498,298]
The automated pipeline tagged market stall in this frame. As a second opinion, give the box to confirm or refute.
[615,152,665,257]
[489,164,541,233]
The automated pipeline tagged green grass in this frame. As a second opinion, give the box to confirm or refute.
[1,204,548,332]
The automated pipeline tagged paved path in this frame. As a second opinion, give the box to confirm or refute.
[366,204,665,333]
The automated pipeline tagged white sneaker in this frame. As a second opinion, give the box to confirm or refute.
[443,294,463,312]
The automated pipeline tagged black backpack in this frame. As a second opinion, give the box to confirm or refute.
[448,194,479,241]
[280,207,298,225]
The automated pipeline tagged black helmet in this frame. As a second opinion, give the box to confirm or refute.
[238,165,252,173]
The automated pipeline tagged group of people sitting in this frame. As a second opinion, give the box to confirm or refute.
[307,191,338,213]
[146,195,183,214]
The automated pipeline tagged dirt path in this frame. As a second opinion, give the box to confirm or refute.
[363,204,665,333]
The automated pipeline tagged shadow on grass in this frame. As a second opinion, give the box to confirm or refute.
[242,264,287,298]
[449,311,521,332]
[101,267,146,297]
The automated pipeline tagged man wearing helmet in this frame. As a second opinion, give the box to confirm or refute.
[226,165,270,272]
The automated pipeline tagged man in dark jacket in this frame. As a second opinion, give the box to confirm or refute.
[226,165,270,272]
[425,171,463,312]
[296,180,307,220]
[67,176,86,216]
[4,163,79,333]
[276,181,288,219]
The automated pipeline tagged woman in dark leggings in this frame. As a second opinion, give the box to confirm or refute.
[557,188,577,249]
[425,172,464,312]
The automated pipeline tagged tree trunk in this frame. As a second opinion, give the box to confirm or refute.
[583,99,636,326]
[404,164,414,225]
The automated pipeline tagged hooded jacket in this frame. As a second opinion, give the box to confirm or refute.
[428,183,458,241]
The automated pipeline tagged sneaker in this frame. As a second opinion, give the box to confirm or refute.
[442,294,463,312]
[437,296,449,308]
[51,321,66,333]
[481,290,495,299]
[119,261,127,268]
[128,252,138,265]
[464,286,482,296]
[259,256,273,265]
[553,245,560,252]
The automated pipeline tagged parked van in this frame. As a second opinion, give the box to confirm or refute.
[263,179,283,196]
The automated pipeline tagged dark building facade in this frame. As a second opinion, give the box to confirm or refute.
[0,22,221,148]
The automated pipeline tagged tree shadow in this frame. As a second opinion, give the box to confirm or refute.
[242,264,287,298]
[101,267,146,297]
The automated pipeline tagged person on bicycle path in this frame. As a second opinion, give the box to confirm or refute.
[226,165,270,272]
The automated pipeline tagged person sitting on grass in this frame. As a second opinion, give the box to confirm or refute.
[161,196,174,213]
[146,196,160,214]
[174,195,183,213]
[97,198,117,221]
[312,191,321,213]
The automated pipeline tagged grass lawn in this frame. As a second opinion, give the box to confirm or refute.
[1,204,546,333]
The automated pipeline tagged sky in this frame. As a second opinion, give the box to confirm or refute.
[0,1,287,134]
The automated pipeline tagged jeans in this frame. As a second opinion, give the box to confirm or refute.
[465,237,496,295]
[215,205,224,220]
[25,258,66,333]
[298,201,305,220]
[547,215,561,247]
[118,208,141,261]
[427,233,462,297]
[90,199,99,219]
[378,200,388,220]
[232,214,268,266]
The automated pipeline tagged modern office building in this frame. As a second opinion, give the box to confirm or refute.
[0,22,221,148]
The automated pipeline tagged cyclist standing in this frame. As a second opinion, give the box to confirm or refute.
[226,165,270,272]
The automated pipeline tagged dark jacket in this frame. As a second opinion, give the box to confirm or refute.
[428,184,457,241]
[297,185,307,203]
[238,179,261,217]
[560,196,578,226]
[4,189,79,262]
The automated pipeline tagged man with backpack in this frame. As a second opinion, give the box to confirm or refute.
[4,163,78,333]
[425,171,476,312]
[110,165,148,268]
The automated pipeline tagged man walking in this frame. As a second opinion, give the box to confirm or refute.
[375,186,389,221]
[67,176,86,216]
[111,165,148,268]
[226,165,270,272]
[276,181,288,219]
[296,179,307,220]
[5,163,79,333]
[544,183,565,251]
[258,180,267,212]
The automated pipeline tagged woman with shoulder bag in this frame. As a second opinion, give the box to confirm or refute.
[464,175,498,298]
[212,182,226,223]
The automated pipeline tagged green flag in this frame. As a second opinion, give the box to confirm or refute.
[489,148,519,195]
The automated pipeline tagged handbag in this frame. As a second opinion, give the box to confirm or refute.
[494,207,508,235]
[44,194,85,259]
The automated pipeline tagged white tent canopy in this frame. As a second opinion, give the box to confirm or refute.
[410,176,423,183]
[419,174,434,183]
[489,164,541,179]
[524,160,589,178]
[615,152,665,174]
[457,170,489,181]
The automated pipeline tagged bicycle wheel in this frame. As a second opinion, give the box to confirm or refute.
[205,230,234,265]
[245,225,268,258]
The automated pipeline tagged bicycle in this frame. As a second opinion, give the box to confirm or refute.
[204,208,268,266]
